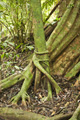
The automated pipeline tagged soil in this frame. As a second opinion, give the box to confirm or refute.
[0,38,80,119]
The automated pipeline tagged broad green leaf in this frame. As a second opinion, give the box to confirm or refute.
[14,65,20,70]
[8,42,15,46]
[27,45,34,50]
[3,42,8,47]
[1,53,5,59]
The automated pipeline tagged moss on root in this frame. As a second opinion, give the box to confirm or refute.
[0,55,62,105]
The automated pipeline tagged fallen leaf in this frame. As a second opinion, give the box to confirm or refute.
[51,111,55,116]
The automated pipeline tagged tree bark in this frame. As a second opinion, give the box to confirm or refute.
[69,104,80,120]
[46,0,80,79]
[44,0,63,24]
[0,107,73,120]
[31,0,61,99]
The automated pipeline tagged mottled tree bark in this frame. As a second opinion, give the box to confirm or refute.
[46,0,80,80]
[69,104,80,120]
[0,107,73,120]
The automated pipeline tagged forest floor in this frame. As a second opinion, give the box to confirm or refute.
[0,38,80,118]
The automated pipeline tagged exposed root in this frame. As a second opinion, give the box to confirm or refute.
[10,61,34,106]
[11,91,30,106]
[69,104,80,120]
[0,61,34,91]
[41,81,53,102]
[33,54,62,94]
[0,107,73,120]
[47,81,53,100]
[0,55,62,105]
[0,73,22,91]
[65,61,80,80]
[34,68,41,91]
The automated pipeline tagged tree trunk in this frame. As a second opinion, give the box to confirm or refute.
[31,0,61,99]
[0,0,62,106]
[0,0,80,110]
[46,0,80,80]
[0,0,80,119]
[31,0,52,98]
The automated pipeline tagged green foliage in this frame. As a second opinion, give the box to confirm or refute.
[68,3,74,8]
[15,43,23,49]
[0,0,59,40]
[0,37,14,61]
[26,45,34,50]
[54,17,61,21]
[0,12,3,18]
[21,44,34,52]
[0,1,6,11]
[0,0,31,41]
[14,65,20,70]
[42,0,55,9]
[41,0,59,23]
[0,0,59,66]
[1,38,14,49]
[42,0,59,9]
[0,0,60,79]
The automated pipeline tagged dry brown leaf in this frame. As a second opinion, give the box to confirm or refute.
[65,102,70,107]
[51,111,55,116]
